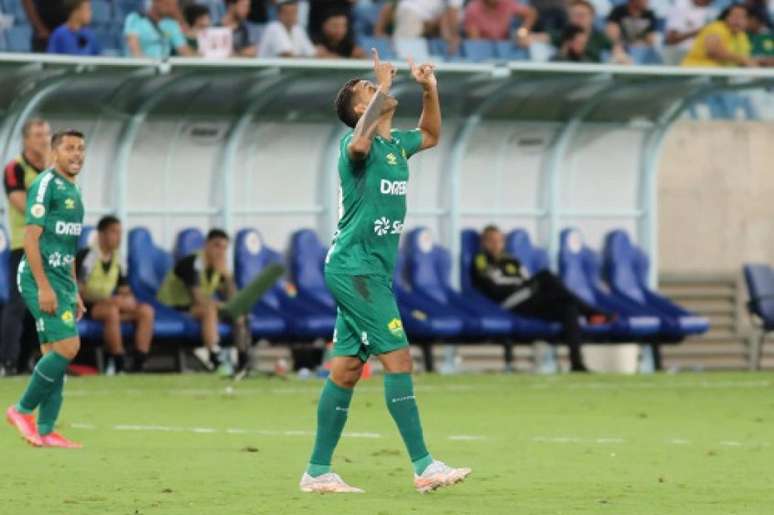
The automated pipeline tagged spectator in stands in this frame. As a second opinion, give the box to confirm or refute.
[183,4,211,52]
[248,0,272,25]
[682,5,756,67]
[314,11,366,58]
[551,0,630,63]
[744,0,773,30]
[375,0,464,55]
[606,0,658,48]
[258,0,318,58]
[222,0,258,57]
[531,0,568,34]
[664,0,717,64]
[308,0,356,40]
[748,7,774,65]
[76,216,155,374]
[463,0,538,47]
[22,0,69,52]
[0,119,49,377]
[156,229,250,372]
[47,0,101,56]
[124,0,195,58]
[550,24,593,61]
[472,226,611,372]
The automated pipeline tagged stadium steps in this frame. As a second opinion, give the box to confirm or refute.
[659,273,753,371]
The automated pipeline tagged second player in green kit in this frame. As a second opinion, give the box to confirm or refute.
[301,50,471,494]
[6,130,87,449]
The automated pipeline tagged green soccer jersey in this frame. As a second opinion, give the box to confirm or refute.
[325,128,423,277]
[20,169,84,290]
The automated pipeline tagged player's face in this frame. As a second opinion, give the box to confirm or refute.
[482,230,505,258]
[24,123,51,158]
[100,223,122,252]
[52,136,86,178]
[205,237,229,264]
[352,80,397,119]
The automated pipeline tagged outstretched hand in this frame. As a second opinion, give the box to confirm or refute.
[372,48,396,89]
[409,58,437,90]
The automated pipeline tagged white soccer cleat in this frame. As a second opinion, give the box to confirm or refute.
[299,472,365,493]
[413,460,472,494]
[192,347,214,371]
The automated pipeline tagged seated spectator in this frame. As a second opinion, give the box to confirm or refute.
[472,226,611,372]
[156,229,250,373]
[551,24,593,61]
[47,0,101,56]
[744,0,773,31]
[749,7,774,65]
[463,0,538,47]
[258,0,318,58]
[124,0,195,58]
[76,216,155,374]
[682,5,756,67]
[22,0,69,52]
[183,4,211,52]
[222,0,257,57]
[376,0,464,54]
[531,0,568,34]
[551,0,630,63]
[314,11,366,58]
[308,0,355,40]
[606,0,658,48]
[248,0,272,25]
[664,0,717,64]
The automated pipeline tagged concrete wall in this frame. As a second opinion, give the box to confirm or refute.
[659,121,774,275]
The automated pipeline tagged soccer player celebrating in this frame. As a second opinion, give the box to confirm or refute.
[300,50,471,494]
[5,129,87,448]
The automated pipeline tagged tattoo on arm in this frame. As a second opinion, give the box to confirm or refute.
[352,90,388,143]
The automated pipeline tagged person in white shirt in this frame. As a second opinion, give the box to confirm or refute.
[664,0,717,63]
[376,0,464,54]
[258,0,317,57]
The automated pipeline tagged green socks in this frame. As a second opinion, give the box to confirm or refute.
[37,375,64,436]
[384,373,433,475]
[16,351,70,414]
[308,379,353,477]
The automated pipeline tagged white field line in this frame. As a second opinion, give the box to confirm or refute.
[531,435,768,449]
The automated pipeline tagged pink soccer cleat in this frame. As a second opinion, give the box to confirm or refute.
[299,472,364,493]
[414,460,472,494]
[5,405,42,447]
[40,431,83,449]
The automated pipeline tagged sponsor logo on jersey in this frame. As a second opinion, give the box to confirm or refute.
[55,221,83,236]
[373,217,404,237]
[31,204,46,218]
[61,310,75,327]
[48,252,75,268]
[386,153,397,165]
[380,179,407,196]
[387,318,404,338]
[64,198,75,210]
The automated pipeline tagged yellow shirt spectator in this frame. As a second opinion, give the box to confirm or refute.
[682,19,751,67]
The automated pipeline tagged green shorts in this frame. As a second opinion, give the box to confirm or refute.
[325,271,409,362]
[18,271,79,344]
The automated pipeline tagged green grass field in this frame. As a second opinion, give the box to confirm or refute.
[1,372,773,514]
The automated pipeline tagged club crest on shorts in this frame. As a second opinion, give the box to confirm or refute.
[31,204,45,218]
[387,318,404,338]
[61,310,75,326]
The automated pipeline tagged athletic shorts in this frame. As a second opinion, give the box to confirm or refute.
[18,272,79,344]
[325,272,409,362]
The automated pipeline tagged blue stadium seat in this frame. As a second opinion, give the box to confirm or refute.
[428,38,461,60]
[628,46,664,65]
[352,2,384,37]
[78,225,95,250]
[7,25,31,52]
[234,229,329,340]
[0,30,7,53]
[0,226,10,305]
[288,229,335,312]
[91,0,113,25]
[494,41,529,61]
[559,228,661,340]
[127,227,218,340]
[460,228,561,340]
[461,39,496,62]
[173,227,205,262]
[357,36,396,59]
[603,229,709,339]
[4,0,26,24]
[402,228,512,340]
[505,229,549,276]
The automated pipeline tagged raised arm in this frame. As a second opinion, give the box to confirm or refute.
[348,49,397,161]
[410,60,440,151]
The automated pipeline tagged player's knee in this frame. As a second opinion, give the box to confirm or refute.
[55,339,80,360]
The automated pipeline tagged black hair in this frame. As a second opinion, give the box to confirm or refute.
[51,129,85,148]
[21,118,48,138]
[97,215,121,232]
[335,78,363,128]
[206,228,230,241]
[482,224,501,235]
[719,4,749,21]
[184,4,210,26]
[559,24,586,46]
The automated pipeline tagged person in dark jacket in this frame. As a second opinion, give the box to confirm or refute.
[472,225,610,372]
